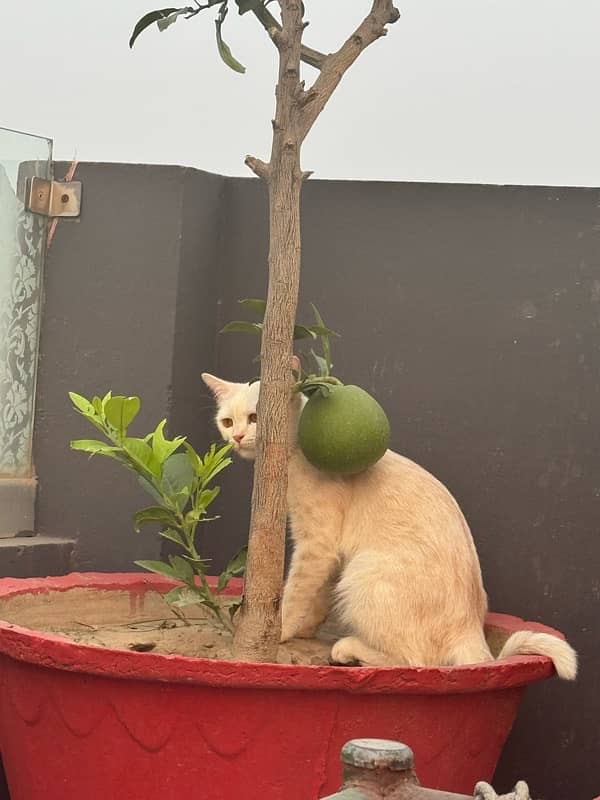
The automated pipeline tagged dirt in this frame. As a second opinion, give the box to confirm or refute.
[0,586,506,665]
[61,614,337,665]
[10,590,339,665]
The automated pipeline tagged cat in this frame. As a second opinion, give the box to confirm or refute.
[202,368,577,678]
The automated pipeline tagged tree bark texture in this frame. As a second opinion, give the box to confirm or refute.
[232,0,305,662]
[233,0,400,663]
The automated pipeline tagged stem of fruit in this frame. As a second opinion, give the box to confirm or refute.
[293,376,343,394]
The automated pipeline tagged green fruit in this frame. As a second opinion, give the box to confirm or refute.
[298,384,390,475]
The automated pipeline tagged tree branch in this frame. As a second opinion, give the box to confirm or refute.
[251,3,326,70]
[245,155,271,179]
[298,0,400,142]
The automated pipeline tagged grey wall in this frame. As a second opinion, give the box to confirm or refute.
[33,165,599,800]
[35,163,226,570]
[217,178,600,800]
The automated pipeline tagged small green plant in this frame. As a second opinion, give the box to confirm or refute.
[222,299,342,397]
[68,391,245,631]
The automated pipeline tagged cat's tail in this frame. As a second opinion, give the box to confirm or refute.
[497,630,577,680]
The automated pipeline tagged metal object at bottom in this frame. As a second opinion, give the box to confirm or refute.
[321,738,533,800]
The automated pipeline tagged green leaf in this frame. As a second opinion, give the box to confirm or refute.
[311,303,334,373]
[185,508,203,525]
[310,349,329,378]
[123,437,162,477]
[161,453,194,509]
[183,441,203,477]
[104,396,140,434]
[238,298,267,317]
[152,419,185,465]
[197,486,220,511]
[135,559,179,580]
[164,585,203,607]
[156,7,189,31]
[293,325,317,340]
[310,303,327,330]
[72,410,106,435]
[174,488,192,510]
[206,441,234,466]
[217,545,247,592]
[92,396,103,415]
[169,554,195,583]
[129,7,181,48]
[159,527,185,546]
[202,450,232,485]
[220,321,262,335]
[301,378,335,398]
[309,325,339,339]
[70,440,123,460]
[235,0,261,14]
[215,5,246,74]
[68,392,94,415]
[134,506,178,532]
[70,439,113,454]
[138,475,164,504]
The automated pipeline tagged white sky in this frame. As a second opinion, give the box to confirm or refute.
[2,0,599,186]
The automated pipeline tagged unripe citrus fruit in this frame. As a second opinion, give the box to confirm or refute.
[298,384,390,474]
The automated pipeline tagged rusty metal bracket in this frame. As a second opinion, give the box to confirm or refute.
[25,177,81,218]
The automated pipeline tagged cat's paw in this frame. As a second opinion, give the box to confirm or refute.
[329,638,363,667]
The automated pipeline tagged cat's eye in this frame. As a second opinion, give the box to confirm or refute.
[249,413,257,424]
[221,418,233,428]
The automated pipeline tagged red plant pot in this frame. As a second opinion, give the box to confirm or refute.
[0,573,563,799]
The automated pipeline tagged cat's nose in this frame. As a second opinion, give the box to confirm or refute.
[233,433,245,444]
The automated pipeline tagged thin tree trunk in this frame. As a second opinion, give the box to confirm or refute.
[232,1,304,662]
[233,0,400,663]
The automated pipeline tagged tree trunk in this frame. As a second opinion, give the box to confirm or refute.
[233,0,399,662]
[232,2,304,662]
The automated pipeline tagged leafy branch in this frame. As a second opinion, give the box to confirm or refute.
[129,0,326,74]
[221,299,342,398]
[69,391,246,631]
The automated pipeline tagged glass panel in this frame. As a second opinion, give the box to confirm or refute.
[0,127,52,478]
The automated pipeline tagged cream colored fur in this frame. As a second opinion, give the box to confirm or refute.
[202,372,577,679]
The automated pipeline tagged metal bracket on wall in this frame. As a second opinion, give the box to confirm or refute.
[25,177,81,218]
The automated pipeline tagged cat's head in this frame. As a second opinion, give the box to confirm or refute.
[201,375,260,460]
[202,359,303,461]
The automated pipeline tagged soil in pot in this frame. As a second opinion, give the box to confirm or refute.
[0,584,340,664]
[0,581,509,665]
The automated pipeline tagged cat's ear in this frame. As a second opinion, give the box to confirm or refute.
[291,355,301,375]
[201,373,235,400]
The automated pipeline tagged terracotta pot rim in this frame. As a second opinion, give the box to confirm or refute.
[0,572,559,694]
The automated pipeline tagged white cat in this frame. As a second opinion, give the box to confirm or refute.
[202,370,577,678]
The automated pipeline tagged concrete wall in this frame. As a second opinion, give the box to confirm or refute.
[35,164,225,570]
[33,164,600,800]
